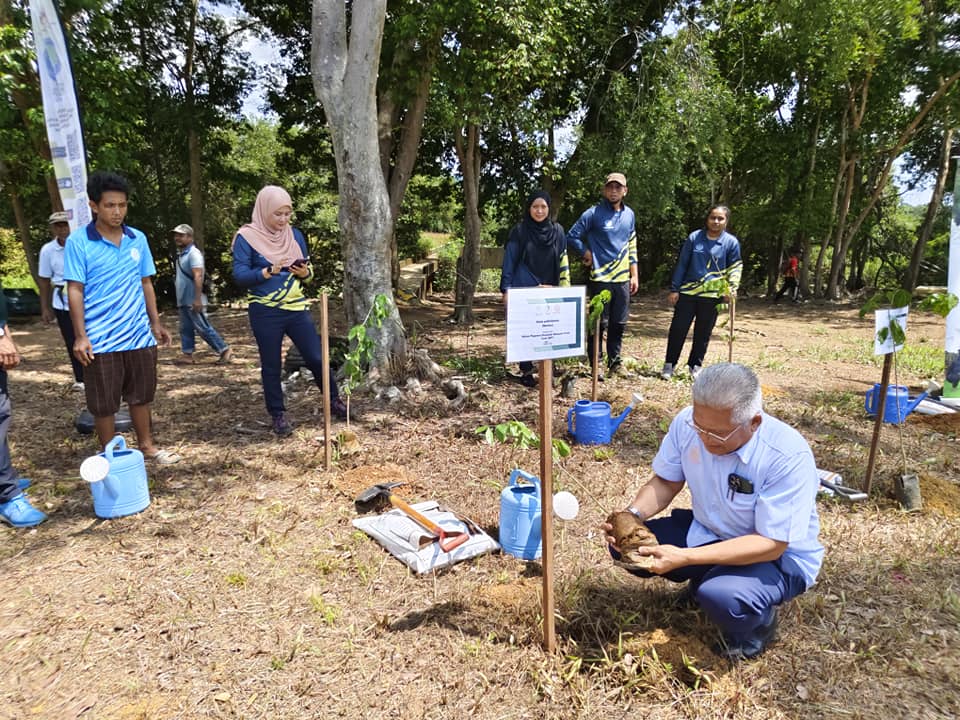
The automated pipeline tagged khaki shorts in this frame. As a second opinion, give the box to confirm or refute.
[84,346,158,417]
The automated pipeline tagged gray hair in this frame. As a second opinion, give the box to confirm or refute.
[692,363,762,424]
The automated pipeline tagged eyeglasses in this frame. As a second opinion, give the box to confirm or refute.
[708,215,726,222]
[684,418,743,443]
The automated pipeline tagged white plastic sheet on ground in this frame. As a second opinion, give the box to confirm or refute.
[352,501,499,574]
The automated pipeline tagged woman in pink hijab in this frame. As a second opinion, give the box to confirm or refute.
[232,185,347,435]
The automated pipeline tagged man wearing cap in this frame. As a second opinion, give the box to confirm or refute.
[565,172,639,377]
[38,211,85,390]
[172,224,231,365]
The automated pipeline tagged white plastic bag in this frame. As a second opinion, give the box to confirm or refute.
[352,501,499,574]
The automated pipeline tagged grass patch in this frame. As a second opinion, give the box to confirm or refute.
[878,342,943,377]
[442,352,505,383]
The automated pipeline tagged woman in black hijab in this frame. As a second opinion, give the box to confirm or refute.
[500,190,569,387]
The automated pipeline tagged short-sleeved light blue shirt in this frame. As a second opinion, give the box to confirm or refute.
[652,406,824,588]
[63,222,157,354]
[175,244,205,307]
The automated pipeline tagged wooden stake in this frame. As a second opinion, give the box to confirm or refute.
[863,352,892,495]
[320,293,332,471]
[728,297,736,363]
[538,358,555,653]
[591,316,601,401]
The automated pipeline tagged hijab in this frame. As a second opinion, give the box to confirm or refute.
[515,190,566,286]
[520,191,564,249]
[233,185,302,266]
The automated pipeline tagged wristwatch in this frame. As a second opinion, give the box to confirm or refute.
[626,505,644,521]
[0,326,6,337]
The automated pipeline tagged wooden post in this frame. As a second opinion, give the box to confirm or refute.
[863,352,892,495]
[728,297,736,363]
[538,358,555,653]
[591,316,601,401]
[320,293,332,471]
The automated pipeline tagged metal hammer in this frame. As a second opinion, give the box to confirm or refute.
[354,482,469,553]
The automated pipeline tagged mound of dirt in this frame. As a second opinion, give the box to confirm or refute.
[919,472,960,518]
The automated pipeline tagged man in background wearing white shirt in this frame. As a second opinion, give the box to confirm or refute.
[38,211,84,390]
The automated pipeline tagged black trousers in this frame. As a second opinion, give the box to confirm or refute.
[55,308,83,383]
[775,277,798,301]
[587,280,630,368]
[664,293,720,369]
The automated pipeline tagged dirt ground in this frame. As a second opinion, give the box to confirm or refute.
[1,292,958,720]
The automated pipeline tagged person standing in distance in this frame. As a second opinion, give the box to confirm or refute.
[63,171,181,464]
[172,223,232,365]
[565,173,638,378]
[38,211,85,390]
[661,205,742,380]
[500,190,569,388]
[232,185,347,436]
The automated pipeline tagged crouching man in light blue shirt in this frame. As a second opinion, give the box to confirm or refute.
[604,363,823,660]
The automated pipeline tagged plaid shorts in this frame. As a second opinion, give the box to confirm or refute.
[84,346,158,417]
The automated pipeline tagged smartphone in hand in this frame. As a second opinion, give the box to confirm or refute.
[282,259,308,272]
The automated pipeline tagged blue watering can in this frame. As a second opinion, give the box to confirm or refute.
[566,392,643,445]
[864,384,928,424]
[499,469,542,560]
[79,435,151,519]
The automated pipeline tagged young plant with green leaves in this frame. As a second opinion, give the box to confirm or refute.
[700,261,737,361]
[859,288,958,494]
[860,290,958,347]
[341,293,393,426]
[475,420,572,463]
[587,290,611,397]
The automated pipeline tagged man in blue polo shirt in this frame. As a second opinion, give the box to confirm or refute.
[604,363,823,660]
[566,172,639,378]
[64,171,181,464]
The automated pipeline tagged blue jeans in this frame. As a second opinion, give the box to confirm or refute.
[248,303,339,417]
[179,306,229,355]
[611,509,808,639]
[0,370,18,503]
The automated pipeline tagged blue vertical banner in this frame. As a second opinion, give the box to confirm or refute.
[28,0,90,231]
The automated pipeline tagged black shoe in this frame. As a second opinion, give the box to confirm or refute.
[713,608,779,661]
[331,398,349,420]
[607,358,622,376]
[271,412,294,437]
[520,373,537,388]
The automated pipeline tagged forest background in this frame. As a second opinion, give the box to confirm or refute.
[0,0,958,317]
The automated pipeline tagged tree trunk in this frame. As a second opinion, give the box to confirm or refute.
[827,70,960,298]
[451,123,482,325]
[184,0,205,249]
[312,0,405,364]
[797,108,821,298]
[904,126,953,291]
[379,37,438,288]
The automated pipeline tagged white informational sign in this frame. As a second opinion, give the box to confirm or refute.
[29,0,90,230]
[506,286,586,363]
[948,165,960,357]
[874,306,909,355]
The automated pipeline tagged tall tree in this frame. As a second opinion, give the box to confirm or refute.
[311,0,405,361]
